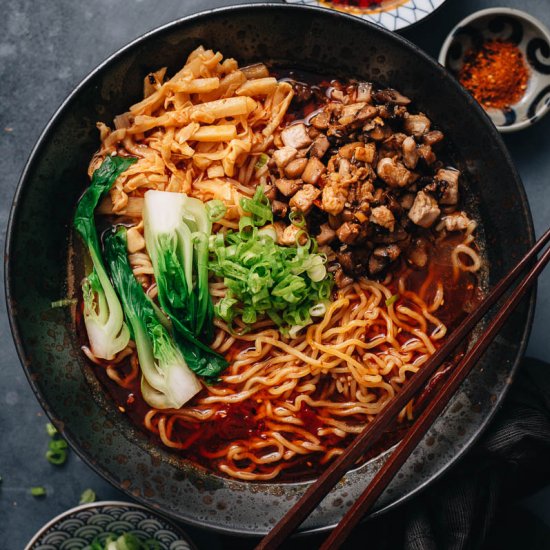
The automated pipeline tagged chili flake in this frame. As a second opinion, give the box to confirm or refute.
[458,40,529,110]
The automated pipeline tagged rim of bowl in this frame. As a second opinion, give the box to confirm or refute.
[5,2,535,536]
[284,0,448,32]
[24,500,197,550]
[438,7,550,133]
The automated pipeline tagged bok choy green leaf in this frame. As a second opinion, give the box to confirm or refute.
[74,156,137,359]
[104,227,202,409]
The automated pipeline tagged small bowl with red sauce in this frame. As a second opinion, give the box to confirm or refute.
[439,8,550,133]
[284,0,448,31]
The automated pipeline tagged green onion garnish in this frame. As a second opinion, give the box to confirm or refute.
[385,294,399,307]
[289,210,306,229]
[46,423,57,437]
[49,439,68,451]
[30,486,46,497]
[206,199,227,222]
[209,186,332,334]
[79,488,96,504]
[51,298,77,308]
[45,423,69,466]
[46,450,67,465]
[255,153,269,169]
[240,185,273,227]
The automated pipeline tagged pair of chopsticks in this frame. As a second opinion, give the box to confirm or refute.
[257,227,550,550]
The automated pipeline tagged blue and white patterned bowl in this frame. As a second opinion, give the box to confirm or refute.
[24,501,196,550]
[283,0,447,32]
[439,8,550,133]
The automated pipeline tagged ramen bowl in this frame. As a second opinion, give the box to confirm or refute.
[5,3,534,537]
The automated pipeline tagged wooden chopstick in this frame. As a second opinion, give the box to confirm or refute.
[320,239,550,550]
[256,226,550,550]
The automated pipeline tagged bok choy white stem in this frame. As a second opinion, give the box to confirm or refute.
[104,226,201,409]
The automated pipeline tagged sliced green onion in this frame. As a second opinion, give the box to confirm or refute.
[238,215,255,233]
[49,439,68,451]
[309,303,327,317]
[46,449,67,465]
[385,294,399,307]
[46,423,57,437]
[240,185,273,227]
[206,199,227,222]
[51,298,77,308]
[46,424,69,465]
[79,488,96,504]
[257,225,277,242]
[289,210,306,229]
[288,325,305,339]
[210,188,332,333]
[30,486,46,497]
[255,153,269,169]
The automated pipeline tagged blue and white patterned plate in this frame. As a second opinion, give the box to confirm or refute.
[25,501,196,550]
[439,8,550,133]
[283,0,447,31]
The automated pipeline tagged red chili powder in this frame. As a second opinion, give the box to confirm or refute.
[458,39,529,110]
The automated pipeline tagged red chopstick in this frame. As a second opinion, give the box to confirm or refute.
[256,226,550,550]
[320,237,550,549]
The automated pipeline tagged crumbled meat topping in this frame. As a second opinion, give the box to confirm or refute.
[284,157,308,179]
[436,168,460,205]
[275,178,302,197]
[272,146,298,171]
[377,157,414,188]
[281,123,312,149]
[370,206,396,232]
[262,77,467,279]
[443,211,472,232]
[408,191,441,228]
[289,184,321,213]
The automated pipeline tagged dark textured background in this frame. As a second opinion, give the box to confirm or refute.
[1,1,549,549]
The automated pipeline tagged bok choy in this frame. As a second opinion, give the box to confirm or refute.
[143,190,228,380]
[74,156,137,359]
[104,227,201,409]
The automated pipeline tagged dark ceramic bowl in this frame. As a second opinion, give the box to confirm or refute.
[5,3,535,537]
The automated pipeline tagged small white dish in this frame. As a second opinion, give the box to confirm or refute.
[284,0,448,32]
[25,501,196,550]
[439,8,550,133]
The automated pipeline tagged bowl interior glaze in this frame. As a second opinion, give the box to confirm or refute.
[6,4,534,536]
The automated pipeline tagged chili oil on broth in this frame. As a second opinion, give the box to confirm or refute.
[73,48,486,483]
